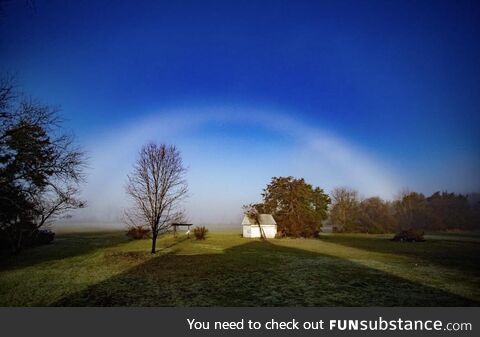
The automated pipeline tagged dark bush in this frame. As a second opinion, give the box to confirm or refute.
[392,228,425,242]
[193,226,208,240]
[126,226,150,240]
[35,229,55,245]
[1,227,55,252]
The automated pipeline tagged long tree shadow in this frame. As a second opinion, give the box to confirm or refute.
[54,240,479,307]
[157,235,190,252]
[318,234,480,275]
[0,232,128,271]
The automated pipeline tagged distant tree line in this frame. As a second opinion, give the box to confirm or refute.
[247,177,480,238]
[329,188,480,233]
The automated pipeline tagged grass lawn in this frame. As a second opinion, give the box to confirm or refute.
[0,230,479,306]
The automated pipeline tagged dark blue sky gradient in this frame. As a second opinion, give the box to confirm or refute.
[1,0,479,197]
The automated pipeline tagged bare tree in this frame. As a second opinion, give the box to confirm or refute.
[242,203,266,239]
[31,184,85,229]
[329,187,360,232]
[393,189,429,230]
[357,197,396,233]
[125,143,188,253]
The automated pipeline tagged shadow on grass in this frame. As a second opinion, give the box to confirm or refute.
[318,234,480,275]
[0,232,128,271]
[157,235,190,252]
[54,240,479,307]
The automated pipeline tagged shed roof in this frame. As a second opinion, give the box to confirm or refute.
[242,214,277,226]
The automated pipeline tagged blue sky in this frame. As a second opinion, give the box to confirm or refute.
[1,0,479,225]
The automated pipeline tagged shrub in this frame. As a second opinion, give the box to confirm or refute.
[193,226,208,240]
[1,227,55,252]
[392,228,425,242]
[126,226,150,240]
[35,229,55,245]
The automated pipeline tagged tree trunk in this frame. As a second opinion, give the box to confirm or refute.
[13,231,23,255]
[7,234,17,255]
[151,233,157,254]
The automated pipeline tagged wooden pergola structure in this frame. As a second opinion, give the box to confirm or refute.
[171,223,193,238]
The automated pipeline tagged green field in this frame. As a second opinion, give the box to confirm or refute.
[0,231,479,306]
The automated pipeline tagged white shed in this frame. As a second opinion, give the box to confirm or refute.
[242,214,277,238]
